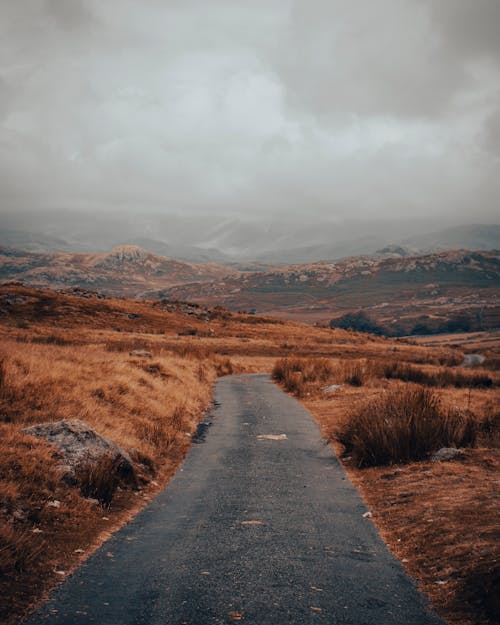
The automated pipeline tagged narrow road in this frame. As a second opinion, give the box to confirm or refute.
[28,374,443,625]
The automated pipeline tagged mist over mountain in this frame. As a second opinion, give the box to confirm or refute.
[1,210,498,264]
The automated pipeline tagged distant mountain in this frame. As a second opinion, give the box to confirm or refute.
[401,224,500,253]
[375,245,417,257]
[0,245,234,298]
[122,237,231,264]
[0,229,73,253]
[1,212,499,264]
[252,224,500,263]
[154,249,500,334]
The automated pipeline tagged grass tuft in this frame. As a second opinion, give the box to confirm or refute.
[337,386,478,467]
[382,361,494,388]
[76,456,125,507]
[0,523,44,574]
[272,357,335,397]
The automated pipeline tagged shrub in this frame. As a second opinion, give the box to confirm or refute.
[76,455,134,507]
[329,311,385,335]
[337,386,478,467]
[272,357,335,396]
[213,356,234,377]
[382,361,494,388]
[460,562,500,623]
[337,360,366,386]
[479,411,500,448]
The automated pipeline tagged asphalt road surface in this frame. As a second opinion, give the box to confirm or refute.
[28,374,443,625]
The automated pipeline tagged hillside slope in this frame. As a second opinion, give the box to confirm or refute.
[157,249,500,334]
[0,245,234,297]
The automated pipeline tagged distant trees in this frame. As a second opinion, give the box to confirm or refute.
[329,311,385,335]
[443,314,471,333]
[330,311,477,337]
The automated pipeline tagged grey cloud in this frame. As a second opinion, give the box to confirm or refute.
[0,0,499,228]
[483,107,500,157]
[427,0,500,61]
[271,0,466,119]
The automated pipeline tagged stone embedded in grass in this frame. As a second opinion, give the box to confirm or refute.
[22,419,135,491]
[322,384,343,392]
[129,349,153,358]
[430,447,465,462]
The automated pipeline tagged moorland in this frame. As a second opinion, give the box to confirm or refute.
[0,282,498,625]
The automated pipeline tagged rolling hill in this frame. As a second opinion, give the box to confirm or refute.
[155,249,500,335]
[2,244,499,335]
[0,245,234,298]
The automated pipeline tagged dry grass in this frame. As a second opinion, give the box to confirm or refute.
[76,455,137,507]
[299,356,500,625]
[0,333,219,624]
[0,283,497,625]
[350,451,500,625]
[272,357,335,397]
[381,361,495,388]
[336,386,478,467]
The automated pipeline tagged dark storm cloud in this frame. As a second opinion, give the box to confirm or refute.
[0,0,498,223]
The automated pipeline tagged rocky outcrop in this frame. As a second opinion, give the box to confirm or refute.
[23,419,134,481]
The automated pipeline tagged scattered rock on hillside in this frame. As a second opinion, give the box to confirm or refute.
[23,419,134,481]
[322,384,343,393]
[431,447,465,462]
[462,354,485,367]
[1,294,26,305]
[129,349,152,358]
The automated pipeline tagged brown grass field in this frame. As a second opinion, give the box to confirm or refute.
[0,283,498,625]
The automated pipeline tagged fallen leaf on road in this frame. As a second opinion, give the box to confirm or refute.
[240,520,265,526]
[310,586,323,592]
[257,434,287,441]
[228,611,243,620]
[310,606,322,612]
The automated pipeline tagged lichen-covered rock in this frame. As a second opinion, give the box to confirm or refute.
[23,419,134,481]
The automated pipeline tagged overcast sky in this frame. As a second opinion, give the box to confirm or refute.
[1,0,499,223]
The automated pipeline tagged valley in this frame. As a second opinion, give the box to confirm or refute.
[149,249,500,335]
[1,245,499,337]
[0,283,498,625]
